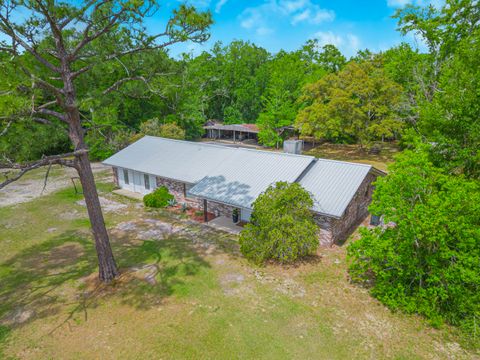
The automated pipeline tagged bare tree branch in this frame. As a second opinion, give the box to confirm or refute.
[0,151,80,190]
[0,13,60,73]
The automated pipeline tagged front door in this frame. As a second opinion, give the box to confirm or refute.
[118,167,134,192]
[240,208,252,222]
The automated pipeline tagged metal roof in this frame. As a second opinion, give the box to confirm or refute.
[203,123,259,133]
[103,136,237,183]
[104,136,381,218]
[188,148,315,209]
[299,159,374,218]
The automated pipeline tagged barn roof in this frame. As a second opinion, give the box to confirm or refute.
[103,136,382,217]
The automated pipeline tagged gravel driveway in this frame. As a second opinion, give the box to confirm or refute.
[0,163,111,207]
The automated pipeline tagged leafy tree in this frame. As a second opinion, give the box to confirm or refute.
[239,182,318,264]
[138,118,185,140]
[394,1,480,178]
[257,48,326,146]
[295,60,404,146]
[0,0,212,282]
[317,44,346,73]
[347,148,480,338]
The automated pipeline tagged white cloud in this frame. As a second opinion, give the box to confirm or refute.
[314,31,361,57]
[310,8,335,24]
[387,0,411,7]
[182,0,212,9]
[292,9,311,24]
[386,0,445,8]
[314,31,344,48]
[215,0,228,13]
[239,0,335,36]
[240,8,262,30]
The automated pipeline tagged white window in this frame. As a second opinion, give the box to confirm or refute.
[123,169,129,184]
[144,174,150,190]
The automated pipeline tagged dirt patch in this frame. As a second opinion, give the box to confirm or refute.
[2,307,36,326]
[253,269,306,298]
[219,273,246,296]
[76,196,127,213]
[0,163,110,207]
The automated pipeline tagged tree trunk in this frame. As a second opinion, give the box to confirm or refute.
[61,69,118,282]
[76,150,118,282]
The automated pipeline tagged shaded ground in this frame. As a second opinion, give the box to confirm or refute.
[0,163,111,207]
[0,167,476,359]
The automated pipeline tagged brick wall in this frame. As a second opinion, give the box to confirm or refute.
[314,172,377,246]
[206,200,237,218]
[112,167,119,187]
[155,177,203,208]
[154,171,377,246]
[155,176,239,218]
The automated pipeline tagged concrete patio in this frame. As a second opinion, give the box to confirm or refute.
[113,188,144,201]
[206,216,243,235]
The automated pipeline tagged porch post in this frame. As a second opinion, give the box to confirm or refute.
[203,199,208,222]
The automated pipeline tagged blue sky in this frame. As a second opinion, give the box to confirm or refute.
[150,0,440,58]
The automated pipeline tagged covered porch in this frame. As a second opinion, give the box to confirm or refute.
[206,216,244,235]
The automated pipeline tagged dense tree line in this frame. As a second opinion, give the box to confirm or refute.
[348,0,480,345]
[1,34,413,160]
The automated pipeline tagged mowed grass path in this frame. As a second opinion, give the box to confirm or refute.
[0,168,474,359]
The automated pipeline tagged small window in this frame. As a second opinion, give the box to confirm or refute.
[144,174,150,190]
[123,169,129,184]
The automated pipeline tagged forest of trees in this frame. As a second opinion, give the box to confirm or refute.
[0,24,428,160]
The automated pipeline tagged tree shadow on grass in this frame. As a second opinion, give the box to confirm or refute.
[0,230,97,327]
[112,234,211,310]
[0,226,212,332]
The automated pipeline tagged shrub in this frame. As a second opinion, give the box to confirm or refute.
[347,149,480,341]
[143,186,174,208]
[239,182,318,264]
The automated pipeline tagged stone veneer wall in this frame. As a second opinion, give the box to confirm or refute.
[314,172,377,246]
[112,167,119,187]
[206,200,236,218]
[155,177,204,208]
[154,172,377,246]
[155,176,238,217]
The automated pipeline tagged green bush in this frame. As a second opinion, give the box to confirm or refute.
[143,186,174,208]
[347,149,480,341]
[239,182,318,264]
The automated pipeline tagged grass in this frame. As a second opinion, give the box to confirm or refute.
[304,142,400,172]
[0,167,476,359]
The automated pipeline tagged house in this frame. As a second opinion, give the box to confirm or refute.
[103,136,384,246]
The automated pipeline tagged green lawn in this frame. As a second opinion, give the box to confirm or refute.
[304,142,400,172]
[0,167,474,359]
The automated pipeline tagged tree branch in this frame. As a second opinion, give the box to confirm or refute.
[0,13,60,73]
[0,152,80,190]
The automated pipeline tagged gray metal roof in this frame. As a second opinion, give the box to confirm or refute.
[204,124,259,133]
[188,148,315,209]
[103,136,237,183]
[299,159,374,218]
[104,136,381,218]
